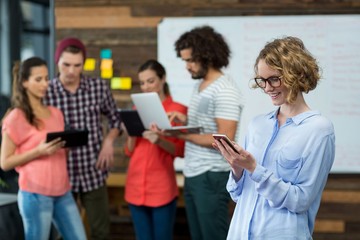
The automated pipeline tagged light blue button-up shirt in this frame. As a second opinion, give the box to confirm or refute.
[227,109,335,240]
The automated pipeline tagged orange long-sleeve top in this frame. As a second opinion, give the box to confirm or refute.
[124,96,187,207]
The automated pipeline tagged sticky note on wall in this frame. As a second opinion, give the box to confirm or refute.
[101,69,113,79]
[111,77,132,90]
[83,58,96,71]
[100,59,113,70]
[100,49,112,59]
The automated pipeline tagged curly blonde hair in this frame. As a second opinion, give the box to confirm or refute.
[254,36,321,104]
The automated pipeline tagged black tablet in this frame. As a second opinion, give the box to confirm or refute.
[118,109,145,137]
[46,129,89,148]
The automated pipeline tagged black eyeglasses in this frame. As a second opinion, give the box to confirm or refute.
[254,76,282,89]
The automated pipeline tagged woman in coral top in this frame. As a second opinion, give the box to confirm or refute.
[124,59,187,240]
[1,57,86,240]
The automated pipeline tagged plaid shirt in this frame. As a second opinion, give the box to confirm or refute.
[44,75,121,192]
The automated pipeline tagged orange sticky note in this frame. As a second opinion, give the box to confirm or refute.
[100,59,113,70]
[83,58,96,71]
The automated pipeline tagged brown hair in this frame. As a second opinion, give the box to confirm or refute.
[138,59,170,96]
[11,57,47,128]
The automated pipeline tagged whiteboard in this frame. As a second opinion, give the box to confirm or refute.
[158,15,360,173]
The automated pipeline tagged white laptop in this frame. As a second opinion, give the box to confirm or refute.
[130,92,202,133]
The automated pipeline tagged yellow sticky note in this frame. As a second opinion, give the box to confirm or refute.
[100,59,113,70]
[111,77,132,90]
[101,69,113,79]
[83,58,96,71]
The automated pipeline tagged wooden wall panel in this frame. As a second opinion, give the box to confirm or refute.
[131,5,193,16]
[314,219,345,233]
[57,28,157,45]
[322,190,360,204]
[326,174,360,190]
[55,7,162,28]
[57,28,157,84]
[55,1,360,239]
[317,203,360,221]
[192,4,360,16]
[55,0,111,7]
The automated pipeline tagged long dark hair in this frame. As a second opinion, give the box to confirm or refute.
[11,57,47,127]
[138,59,170,96]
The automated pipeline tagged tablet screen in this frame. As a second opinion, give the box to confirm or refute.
[118,109,145,136]
[46,129,89,148]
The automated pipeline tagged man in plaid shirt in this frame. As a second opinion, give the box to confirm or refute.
[45,37,121,240]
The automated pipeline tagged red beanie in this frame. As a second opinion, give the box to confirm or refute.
[55,37,87,64]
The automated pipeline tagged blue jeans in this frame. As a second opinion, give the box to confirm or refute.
[129,198,177,240]
[18,190,86,240]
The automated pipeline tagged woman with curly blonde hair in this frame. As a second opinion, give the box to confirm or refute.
[214,36,335,240]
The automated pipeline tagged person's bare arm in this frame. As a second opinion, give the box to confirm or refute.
[143,128,176,155]
[177,118,238,148]
[96,128,120,170]
[1,132,64,171]
[126,136,137,153]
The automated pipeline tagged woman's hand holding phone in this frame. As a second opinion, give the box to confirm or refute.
[212,134,239,153]
[212,133,257,177]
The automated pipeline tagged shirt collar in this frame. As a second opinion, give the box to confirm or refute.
[269,107,320,125]
[54,74,89,93]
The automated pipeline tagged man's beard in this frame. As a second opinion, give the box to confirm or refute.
[190,66,208,79]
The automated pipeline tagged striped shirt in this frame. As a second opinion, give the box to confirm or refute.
[44,75,121,192]
[184,74,244,177]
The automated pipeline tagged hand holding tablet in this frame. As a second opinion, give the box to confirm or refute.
[118,109,145,137]
[46,129,89,148]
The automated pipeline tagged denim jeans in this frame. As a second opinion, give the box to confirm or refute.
[18,190,86,240]
[129,198,177,240]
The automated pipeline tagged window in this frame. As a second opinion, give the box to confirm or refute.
[21,0,50,62]
[0,0,54,95]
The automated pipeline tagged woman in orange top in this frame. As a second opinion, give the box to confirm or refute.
[1,57,86,240]
[124,59,187,240]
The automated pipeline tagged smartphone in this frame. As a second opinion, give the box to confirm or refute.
[212,133,239,153]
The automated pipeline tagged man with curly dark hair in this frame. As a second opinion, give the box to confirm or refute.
[169,26,244,240]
